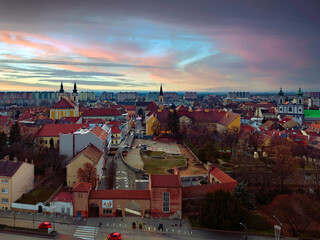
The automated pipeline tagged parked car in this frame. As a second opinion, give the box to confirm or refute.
[107,232,122,240]
[38,222,52,229]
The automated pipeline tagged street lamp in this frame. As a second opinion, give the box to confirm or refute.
[239,222,248,240]
[273,215,282,240]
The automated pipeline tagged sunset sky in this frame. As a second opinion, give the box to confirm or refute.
[0,0,319,92]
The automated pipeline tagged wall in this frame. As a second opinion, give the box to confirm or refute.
[11,163,34,203]
[72,191,89,217]
[67,153,91,188]
[150,187,182,219]
[227,115,241,132]
[88,198,150,217]
[38,136,59,148]
[50,201,73,216]
[0,176,12,209]
[182,182,237,199]
[11,202,50,213]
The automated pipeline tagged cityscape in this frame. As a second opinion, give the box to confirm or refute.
[0,1,320,240]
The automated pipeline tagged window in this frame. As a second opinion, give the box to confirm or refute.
[1,179,8,184]
[61,207,65,214]
[103,209,112,214]
[1,188,8,194]
[289,107,292,112]
[299,108,302,112]
[279,107,283,112]
[163,192,170,213]
[2,198,8,204]
[45,140,47,144]
[57,140,59,145]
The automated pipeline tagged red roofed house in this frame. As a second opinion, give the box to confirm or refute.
[72,182,92,218]
[50,189,73,216]
[36,124,89,149]
[60,124,111,162]
[66,144,104,188]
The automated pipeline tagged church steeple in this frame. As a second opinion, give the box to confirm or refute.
[73,81,78,94]
[59,82,64,93]
[159,84,164,110]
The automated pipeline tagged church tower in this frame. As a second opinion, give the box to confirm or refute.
[72,81,79,105]
[159,84,164,110]
[277,87,285,115]
[58,81,64,101]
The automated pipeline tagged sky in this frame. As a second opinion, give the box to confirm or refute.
[0,0,319,93]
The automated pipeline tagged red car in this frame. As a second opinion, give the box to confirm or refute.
[38,222,52,229]
[107,232,122,240]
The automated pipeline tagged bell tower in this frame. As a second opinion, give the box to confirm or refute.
[159,84,164,110]
[72,81,79,105]
[58,82,64,101]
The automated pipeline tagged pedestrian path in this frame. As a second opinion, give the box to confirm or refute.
[73,225,99,240]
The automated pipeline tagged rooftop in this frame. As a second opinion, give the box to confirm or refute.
[89,190,150,200]
[0,160,23,177]
[150,174,182,188]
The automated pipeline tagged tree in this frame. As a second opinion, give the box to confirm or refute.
[77,162,97,188]
[8,122,21,145]
[168,110,180,134]
[232,183,256,210]
[0,131,7,150]
[199,190,247,230]
[266,139,299,190]
[266,193,320,236]
[221,127,240,156]
[138,108,143,116]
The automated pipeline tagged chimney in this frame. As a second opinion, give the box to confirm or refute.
[4,155,9,161]
[13,157,18,163]
[25,158,28,163]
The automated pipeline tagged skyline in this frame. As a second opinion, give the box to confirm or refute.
[0,0,320,92]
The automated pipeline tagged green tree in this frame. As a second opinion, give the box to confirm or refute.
[0,131,7,150]
[200,190,247,230]
[8,122,21,145]
[232,183,256,210]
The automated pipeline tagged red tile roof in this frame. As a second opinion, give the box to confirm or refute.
[89,190,150,200]
[70,144,103,165]
[51,98,76,109]
[209,167,237,183]
[111,125,121,134]
[51,190,72,203]
[91,125,109,141]
[146,101,158,111]
[124,105,136,111]
[150,175,182,188]
[107,120,122,127]
[37,124,89,137]
[82,109,121,117]
[0,116,8,126]
[72,182,92,192]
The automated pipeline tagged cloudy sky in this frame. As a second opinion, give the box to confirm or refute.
[0,0,319,92]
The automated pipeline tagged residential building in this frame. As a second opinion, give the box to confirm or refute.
[66,144,104,188]
[79,92,96,102]
[184,92,197,100]
[59,124,111,162]
[100,92,114,101]
[147,92,159,101]
[36,124,89,149]
[117,92,138,102]
[0,157,34,209]
[227,92,250,98]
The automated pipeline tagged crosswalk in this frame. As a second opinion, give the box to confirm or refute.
[73,225,99,240]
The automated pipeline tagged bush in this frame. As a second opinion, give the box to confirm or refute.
[247,214,272,231]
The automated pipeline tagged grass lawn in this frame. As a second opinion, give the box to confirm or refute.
[15,187,56,204]
[141,151,186,174]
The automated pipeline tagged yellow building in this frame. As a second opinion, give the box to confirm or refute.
[146,113,160,136]
[66,144,104,188]
[0,157,34,209]
[50,82,79,120]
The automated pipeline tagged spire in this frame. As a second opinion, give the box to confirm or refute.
[159,84,163,96]
[59,82,64,93]
[296,87,303,96]
[278,87,284,96]
[73,81,78,94]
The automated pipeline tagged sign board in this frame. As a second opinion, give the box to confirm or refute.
[102,200,113,209]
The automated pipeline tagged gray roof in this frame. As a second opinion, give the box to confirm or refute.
[0,160,23,177]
